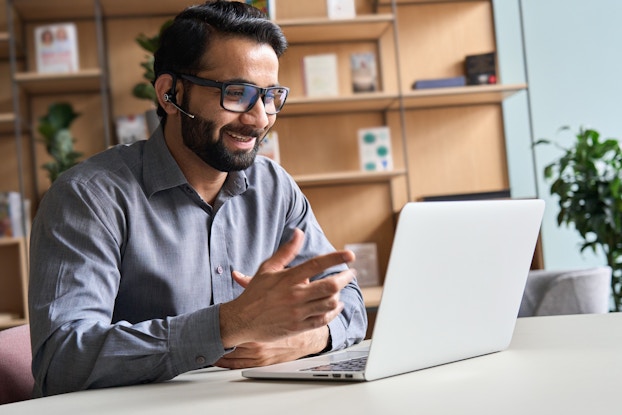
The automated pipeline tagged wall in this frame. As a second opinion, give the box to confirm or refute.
[495,0,622,270]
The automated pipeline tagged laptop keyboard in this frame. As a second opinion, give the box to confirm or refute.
[302,355,368,372]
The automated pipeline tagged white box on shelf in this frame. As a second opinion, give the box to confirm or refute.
[302,53,339,97]
[345,242,380,287]
[0,191,29,238]
[115,114,148,145]
[358,126,393,171]
[34,23,80,74]
[327,0,356,20]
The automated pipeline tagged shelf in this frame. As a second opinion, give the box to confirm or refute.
[14,68,103,94]
[0,316,28,329]
[361,286,383,309]
[281,92,398,116]
[0,113,16,135]
[378,0,482,5]
[0,236,24,246]
[294,170,406,187]
[99,0,198,18]
[279,14,395,43]
[11,0,96,21]
[397,83,527,110]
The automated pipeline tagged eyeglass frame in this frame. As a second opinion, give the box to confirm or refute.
[177,73,289,115]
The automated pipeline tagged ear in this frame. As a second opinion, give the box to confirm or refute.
[154,73,179,115]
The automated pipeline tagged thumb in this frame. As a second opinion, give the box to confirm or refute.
[232,270,253,288]
[258,228,305,274]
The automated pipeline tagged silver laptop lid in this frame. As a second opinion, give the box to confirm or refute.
[365,199,544,380]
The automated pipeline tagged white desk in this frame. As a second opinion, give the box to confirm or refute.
[3,313,621,414]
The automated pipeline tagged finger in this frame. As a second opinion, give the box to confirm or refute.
[305,268,356,302]
[286,250,356,284]
[232,270,252,288]
[257,228,305,274]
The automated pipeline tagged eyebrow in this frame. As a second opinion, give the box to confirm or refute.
[220,77,283,88]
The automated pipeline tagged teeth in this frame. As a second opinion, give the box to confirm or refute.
[229,132,252,142]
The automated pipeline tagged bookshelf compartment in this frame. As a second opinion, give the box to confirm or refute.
[0,237,28,329]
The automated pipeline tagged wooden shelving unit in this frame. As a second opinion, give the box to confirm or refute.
[0,0,530,329]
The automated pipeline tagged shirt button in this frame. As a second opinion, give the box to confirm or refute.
[196,356,206,365]
[216,265,224,274]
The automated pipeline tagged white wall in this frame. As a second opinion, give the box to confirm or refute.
[494,0,622,270]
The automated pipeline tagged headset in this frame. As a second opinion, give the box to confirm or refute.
[163,93,195,119]
[163,75,195,119]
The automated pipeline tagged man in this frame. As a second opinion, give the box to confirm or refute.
[28,0,367,397]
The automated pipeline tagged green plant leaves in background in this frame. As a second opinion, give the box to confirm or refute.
[38,103,82,183]
[537,126,622,311]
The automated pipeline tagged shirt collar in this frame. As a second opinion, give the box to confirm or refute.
[143,125,249,199]
[143,126,190,198]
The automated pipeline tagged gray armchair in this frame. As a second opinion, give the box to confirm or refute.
[519,266,612,317]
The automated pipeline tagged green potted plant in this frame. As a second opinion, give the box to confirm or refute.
[38,102,82,183]
[536,126,622,311]
[133,20,172,133]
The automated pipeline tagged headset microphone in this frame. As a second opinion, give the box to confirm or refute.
[164,93,196,119]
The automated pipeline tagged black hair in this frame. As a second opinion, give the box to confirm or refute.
[153,0,288,120]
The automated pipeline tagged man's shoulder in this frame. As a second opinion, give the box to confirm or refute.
[54,143,144,190]
[247,155,292,180]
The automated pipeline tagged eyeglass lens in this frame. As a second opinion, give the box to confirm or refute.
[223,84,288,114]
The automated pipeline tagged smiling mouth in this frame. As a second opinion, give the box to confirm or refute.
[228,131,255,143]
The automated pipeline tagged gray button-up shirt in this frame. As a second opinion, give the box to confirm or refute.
[28,128,367,397]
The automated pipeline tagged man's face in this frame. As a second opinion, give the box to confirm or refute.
[179,36,280,172]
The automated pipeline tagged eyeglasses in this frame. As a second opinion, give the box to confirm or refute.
[178,74,289,115]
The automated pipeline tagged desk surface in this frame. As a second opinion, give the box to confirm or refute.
[3,313,621,414]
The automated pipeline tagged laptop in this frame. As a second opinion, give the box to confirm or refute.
[242,199,545,382]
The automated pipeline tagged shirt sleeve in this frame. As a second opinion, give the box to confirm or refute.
[275,168,368,352]
[28,179,228,397]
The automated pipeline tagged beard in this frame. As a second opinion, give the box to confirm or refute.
[179,98,263,172]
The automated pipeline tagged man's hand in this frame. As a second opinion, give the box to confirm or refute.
[219,228,355,349]
[215,326,329,369]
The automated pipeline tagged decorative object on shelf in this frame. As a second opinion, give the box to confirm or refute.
[326,0,356,20]
[115,114,148,145]
[302,53,339,97]
[258,130,280,163]
[350,52,377,93]
[412,75,466,90]
[358,126,393,172]
[0,191,27,237]
[37,103,82,184]
[465,52,496,85]
[34,23,79,74]
[345,242,380,287]
[245,0,276,20]
[537,126,622,311]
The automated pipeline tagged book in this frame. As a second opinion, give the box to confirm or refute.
[350,52,378,93]
[0,191,28,238]
[34,23,79,74]
[358,126,393,172]
[258,130,280,163]
[412,75,466,89]
[326,0,356,20]
[465,52,497,85]
[115,114,148,145]
[302,53,339,97]
[344,242,380,287]
[245,0,276,20]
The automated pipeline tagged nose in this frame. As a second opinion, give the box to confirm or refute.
[240,96,271,130]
